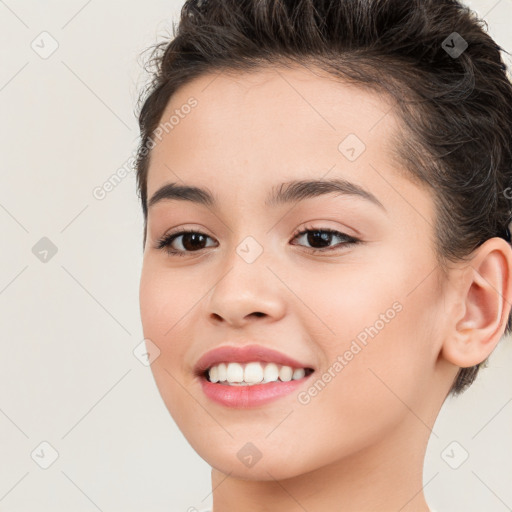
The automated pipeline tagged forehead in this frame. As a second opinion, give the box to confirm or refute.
[146,64,401,202]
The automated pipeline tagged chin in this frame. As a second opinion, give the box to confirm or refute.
[199,441,321,481]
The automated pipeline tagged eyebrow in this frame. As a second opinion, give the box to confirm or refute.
[147,178,386,212]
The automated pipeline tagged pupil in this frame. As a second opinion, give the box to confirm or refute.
[183,233,206,251]
[308,231,331,248]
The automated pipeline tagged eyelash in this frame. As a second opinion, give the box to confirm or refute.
[155,225,360,257]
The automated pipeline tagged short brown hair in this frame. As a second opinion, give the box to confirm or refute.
[134,0,512,395]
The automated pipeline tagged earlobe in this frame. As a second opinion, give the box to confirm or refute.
[441,237,512,369]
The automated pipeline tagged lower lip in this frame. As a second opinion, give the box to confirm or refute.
[199,373,314,408]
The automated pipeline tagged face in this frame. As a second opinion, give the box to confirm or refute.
[139,64,451,480]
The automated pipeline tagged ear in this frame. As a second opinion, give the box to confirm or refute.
[441,237,512,368]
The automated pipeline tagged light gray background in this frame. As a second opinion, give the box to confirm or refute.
[0,1,511,511]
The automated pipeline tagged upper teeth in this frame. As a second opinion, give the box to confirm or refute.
[208,362,307,385]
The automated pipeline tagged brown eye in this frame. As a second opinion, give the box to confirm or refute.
[156,230,217,257]
[291,228,359,253]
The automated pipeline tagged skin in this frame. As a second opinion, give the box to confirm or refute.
[138,63,512,512]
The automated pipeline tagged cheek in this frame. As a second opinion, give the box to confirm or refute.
[139,262,198,340]
[139,265,193,388]
[139,268,191,426]
[291,301,438,464]
[295,257,440,408]
[139,260,211,397]
[291,262,402,347]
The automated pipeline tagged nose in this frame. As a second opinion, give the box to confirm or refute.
[206,250,287,328]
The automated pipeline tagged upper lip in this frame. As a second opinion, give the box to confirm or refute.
[194,344,315,375]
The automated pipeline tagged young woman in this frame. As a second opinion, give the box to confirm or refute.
[135,0,512,510]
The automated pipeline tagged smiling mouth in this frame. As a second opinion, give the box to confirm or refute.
[202,362,315,386]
